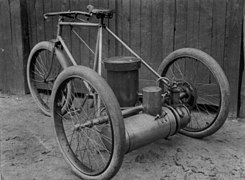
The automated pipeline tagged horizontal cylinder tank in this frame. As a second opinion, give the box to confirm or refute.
[101,106,190,154]
[124,105,190,153]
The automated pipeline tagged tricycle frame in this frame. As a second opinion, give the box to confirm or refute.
[53,13,170,86]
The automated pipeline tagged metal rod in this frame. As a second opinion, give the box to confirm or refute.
[121,105,143,118]
[72,29,95,55]
[59,22,99,27]
[98,26,103,76]
[57,36,77,66]
[44,11,91,19]
[74,105,143,130]
[93,28,100,71]
[105,26,164,81]
[57,18,62,37]
[96,26,103,116]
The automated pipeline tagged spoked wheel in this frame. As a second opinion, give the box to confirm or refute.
[51,66,125,180]
[27,41,69,116]
[158,48,230,138]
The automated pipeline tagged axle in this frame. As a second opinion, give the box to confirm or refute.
[74,105,143,130]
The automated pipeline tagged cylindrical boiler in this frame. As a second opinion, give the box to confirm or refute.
[104,56,141,107]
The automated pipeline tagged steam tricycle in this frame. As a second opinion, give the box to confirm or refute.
[27,5,230,180]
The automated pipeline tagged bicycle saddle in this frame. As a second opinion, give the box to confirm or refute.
[87,5,113,19]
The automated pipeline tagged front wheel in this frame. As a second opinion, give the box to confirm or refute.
[158,48,230,138]
[27,41,69,116]
[51,66,125,180]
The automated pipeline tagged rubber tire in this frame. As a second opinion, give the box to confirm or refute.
[51,65,126,180]
[27,41,69,116]
[158,48,230,138]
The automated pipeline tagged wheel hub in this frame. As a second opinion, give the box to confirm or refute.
[176,80,197,109]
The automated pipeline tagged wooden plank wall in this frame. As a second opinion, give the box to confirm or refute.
[1,0,244,117]
[240,13,245,117]
[223,0,244,117]
[0,0,29,94]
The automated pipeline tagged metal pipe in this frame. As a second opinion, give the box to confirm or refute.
[106,26,169,84]
[72,29,95,55]
[57,36,77,66]
[74,105,143,130]
[59,22,99,27]
[57,18,62,37]
[121,105,143,118]
[93,28,100,72]
[44,11,91,19]
[98,26,103,75]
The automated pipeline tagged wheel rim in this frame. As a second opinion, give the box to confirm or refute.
[53,76,115,176]
[161,56,221,132]
[29,49,63,112]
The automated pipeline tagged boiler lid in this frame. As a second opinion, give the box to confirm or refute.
[104,56,141,71]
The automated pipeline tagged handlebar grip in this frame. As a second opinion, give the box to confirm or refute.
[87,5,94,13]
[43,14,48,20]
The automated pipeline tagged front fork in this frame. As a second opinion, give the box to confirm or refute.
[44,16,64,82]
[43,42,56,82]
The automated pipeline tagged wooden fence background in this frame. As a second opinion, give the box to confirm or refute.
[0,0,29,94]
[0,0,244,117]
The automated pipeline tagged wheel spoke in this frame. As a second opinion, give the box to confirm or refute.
[174,61,184,80]
[53,73,121,176]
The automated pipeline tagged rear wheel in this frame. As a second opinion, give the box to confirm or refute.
[27,41,69,116]
[51,66,125,180]
[158,48,230,138]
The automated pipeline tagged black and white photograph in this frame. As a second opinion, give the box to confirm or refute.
[1,0,245,179]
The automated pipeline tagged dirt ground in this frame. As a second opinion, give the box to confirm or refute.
[1,93,245,180]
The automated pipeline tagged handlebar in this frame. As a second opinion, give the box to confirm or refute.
[43,11,91,20]
[44,5,113,20]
